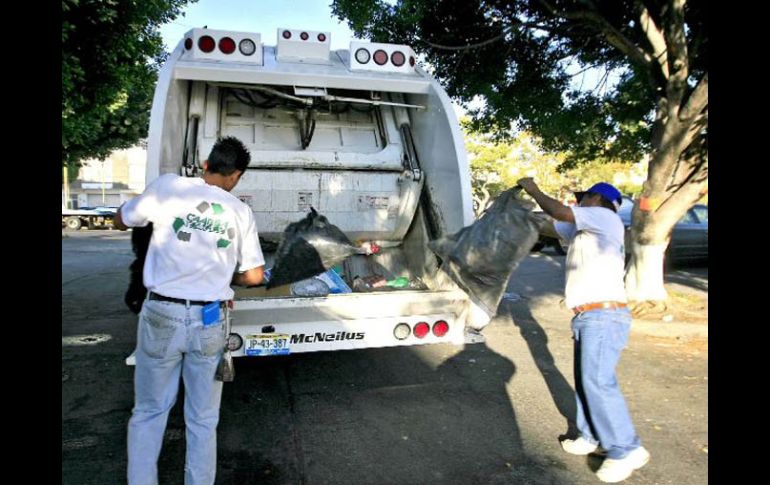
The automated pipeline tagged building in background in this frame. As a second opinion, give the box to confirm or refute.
[63,144,147,209]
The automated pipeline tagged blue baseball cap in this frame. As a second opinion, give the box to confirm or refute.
[575,182,623,211]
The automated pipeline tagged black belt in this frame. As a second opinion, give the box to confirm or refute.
[148,291,221,307]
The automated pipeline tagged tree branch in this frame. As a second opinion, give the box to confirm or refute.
[665,0,690,108]
[639,4,669,79]
[418,25,511,51]
[681,72,708,120]
[536,0,654,69]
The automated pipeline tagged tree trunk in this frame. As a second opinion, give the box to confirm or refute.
[625,240,668,303]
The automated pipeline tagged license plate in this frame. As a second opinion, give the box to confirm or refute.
[244,334,290,356]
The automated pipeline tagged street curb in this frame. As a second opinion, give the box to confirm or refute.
[522,297,708,340]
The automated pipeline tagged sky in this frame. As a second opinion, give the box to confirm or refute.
[160,0,357,52]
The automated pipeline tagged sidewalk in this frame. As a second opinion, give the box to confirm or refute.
[508,253,708,341]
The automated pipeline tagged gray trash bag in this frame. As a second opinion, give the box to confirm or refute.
[267,207,363,289]
[428,188,544,319]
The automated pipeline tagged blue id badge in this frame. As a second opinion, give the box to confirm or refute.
[202,301,222,326]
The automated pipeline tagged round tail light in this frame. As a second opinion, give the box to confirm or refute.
[413,322,430,339]
[373,49,388,65]
[354,48,371,64]
[300,32,309,41]
[317,33,327,42]
[239,39,256,56]
[432,320,449,337]
[394,323,410,340]
[409,56,416,67]
[184,38,193,50]
[198,35,215,53]
[227,333,243,351]
[391,51,406,67]
[282,30,292,39]
[219,37,236,54]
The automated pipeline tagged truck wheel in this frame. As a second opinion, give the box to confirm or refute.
[65,217,82,230]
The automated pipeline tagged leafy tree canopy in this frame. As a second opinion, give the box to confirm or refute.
[62,0,196,166]
[332,0,707,167]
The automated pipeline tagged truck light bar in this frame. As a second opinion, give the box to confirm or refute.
[277,27,331,63]
[349,41,418,75]
[180,28,263,65]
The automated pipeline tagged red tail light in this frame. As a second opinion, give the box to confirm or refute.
[318,33,327,42]
[282,30,292,39]
[198,35,215,53]
[409,56,415,67]
[391,51,406,67]
[300,32,309,41]
[184,38,192,50]
[413,322,430,338]
[373,49,388,65]
[432,320,449,337]
[219,37,236,54]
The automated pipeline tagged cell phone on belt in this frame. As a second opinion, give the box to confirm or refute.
[202,301,222,326]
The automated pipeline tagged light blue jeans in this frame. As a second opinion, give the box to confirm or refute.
[127,299,225,485]
[571,307,641,459]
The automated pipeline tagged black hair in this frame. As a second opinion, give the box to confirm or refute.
[205,136,251,176]
[589,192,618,212]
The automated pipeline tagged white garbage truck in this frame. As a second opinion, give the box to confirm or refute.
[140,27,487,359]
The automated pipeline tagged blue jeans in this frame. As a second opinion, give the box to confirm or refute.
[572,308,641,459]
[127,299,225,485]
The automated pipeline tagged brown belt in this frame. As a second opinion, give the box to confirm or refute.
[572,301,627,315]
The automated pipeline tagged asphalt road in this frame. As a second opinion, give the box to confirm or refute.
[62,230,707,485]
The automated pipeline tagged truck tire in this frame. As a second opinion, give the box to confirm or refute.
[65,217,82,230]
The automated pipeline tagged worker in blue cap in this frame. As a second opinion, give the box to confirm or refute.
[517,178,649,483]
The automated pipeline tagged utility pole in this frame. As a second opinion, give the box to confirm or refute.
[101,160,106,205]
[63,165,70,209]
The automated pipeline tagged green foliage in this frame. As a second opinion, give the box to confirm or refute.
[331,0,706,166]
[464,122,643,210]
[62,0,196,167]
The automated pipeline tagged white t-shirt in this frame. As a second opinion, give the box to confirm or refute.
[554,206,627,309]
[120,174,265,301]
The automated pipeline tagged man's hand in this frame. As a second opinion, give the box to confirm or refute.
[517,177,575,223]
[517,177,539,194]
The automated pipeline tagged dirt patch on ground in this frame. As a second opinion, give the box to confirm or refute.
[664,287,708,324]
[631,284,707,325]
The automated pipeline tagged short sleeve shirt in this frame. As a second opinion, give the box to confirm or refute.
[120,174,265,301]
[554,206,627,309]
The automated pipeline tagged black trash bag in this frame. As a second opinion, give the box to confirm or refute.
[267,208,361,289]
[125,224,153,314]
[428,188,543,318]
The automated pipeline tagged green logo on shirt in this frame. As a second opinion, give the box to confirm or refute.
[172,201,234,248]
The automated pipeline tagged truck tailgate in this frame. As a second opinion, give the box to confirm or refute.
[229,289,470,356]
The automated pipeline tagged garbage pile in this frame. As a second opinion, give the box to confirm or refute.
[267,208,377,289]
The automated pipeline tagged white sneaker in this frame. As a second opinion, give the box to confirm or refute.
[596,447,650,483]
[560,436,599,455]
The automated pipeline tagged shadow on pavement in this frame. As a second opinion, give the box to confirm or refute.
[505,300,579,439]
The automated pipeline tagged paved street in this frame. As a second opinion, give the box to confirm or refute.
[62,230,707,484]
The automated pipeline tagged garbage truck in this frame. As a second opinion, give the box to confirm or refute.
[135,27,488,360]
